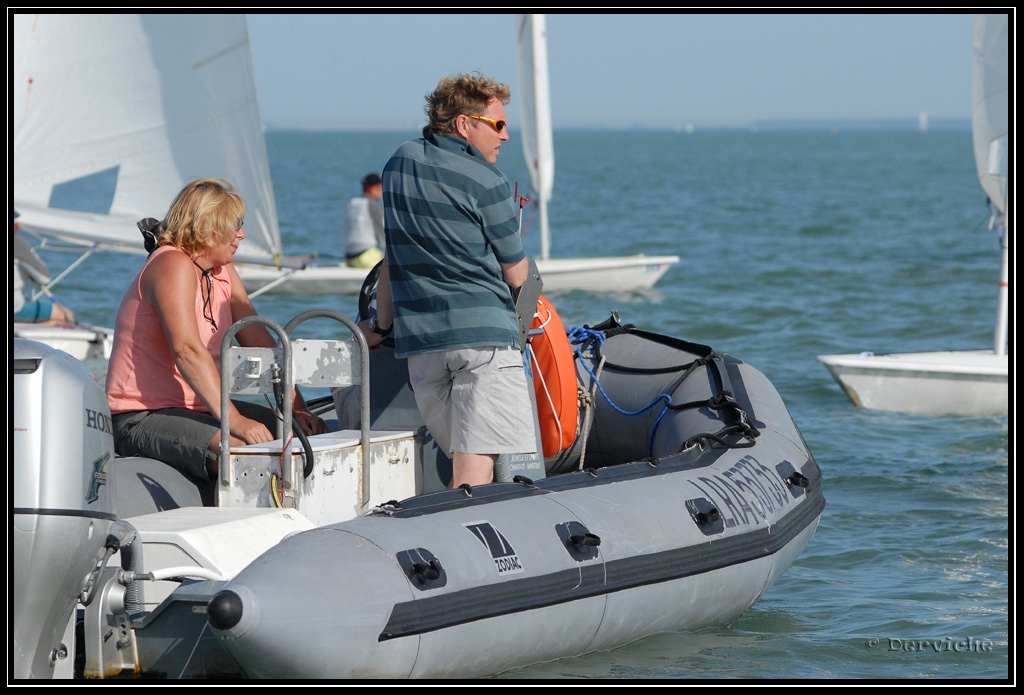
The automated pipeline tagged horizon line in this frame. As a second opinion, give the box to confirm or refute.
[263,116,973,134]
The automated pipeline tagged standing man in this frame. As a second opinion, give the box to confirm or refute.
[361,72,534,489]
[343,172,386,268]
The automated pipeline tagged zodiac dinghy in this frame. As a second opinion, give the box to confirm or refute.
[12,299,823,680]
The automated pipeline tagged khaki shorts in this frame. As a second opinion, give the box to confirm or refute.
[408,346,536,457]
[112,401,280,480]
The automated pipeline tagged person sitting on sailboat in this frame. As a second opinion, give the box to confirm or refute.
[12,258,76,325]
[105,178,328,483]
[343,172,386,268]
[12,218,75,325]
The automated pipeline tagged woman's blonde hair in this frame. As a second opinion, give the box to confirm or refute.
[422,71,511,139]
[154,178,246,258]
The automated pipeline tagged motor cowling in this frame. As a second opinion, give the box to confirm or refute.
[12,339,117,679]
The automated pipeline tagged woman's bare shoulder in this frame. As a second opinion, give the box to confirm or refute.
[141,246,195,297]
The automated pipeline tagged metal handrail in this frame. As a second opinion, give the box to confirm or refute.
[284,309,372,509]
[218,315,293,503]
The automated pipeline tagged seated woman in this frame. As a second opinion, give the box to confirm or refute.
[105,178,328,483]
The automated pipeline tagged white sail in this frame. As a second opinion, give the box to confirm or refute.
[972,13,1009,355]
[224,13,677,297]
[515,14,555,260]
[12,13,280,265]
[971,14,1008,220]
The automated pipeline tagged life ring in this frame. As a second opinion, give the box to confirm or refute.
[528,295,578,457]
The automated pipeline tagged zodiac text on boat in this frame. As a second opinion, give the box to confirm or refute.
[464,521,524,575]
[690,455,791,528]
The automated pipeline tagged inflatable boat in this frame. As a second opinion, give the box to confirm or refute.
[12,297,824,680]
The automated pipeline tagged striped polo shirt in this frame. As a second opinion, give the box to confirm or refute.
[382,134,526,359]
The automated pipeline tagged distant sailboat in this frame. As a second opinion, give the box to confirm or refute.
[817,14,1009,418]
[512,14,680,292]
[919,109,928,134]
[239,16,681,295]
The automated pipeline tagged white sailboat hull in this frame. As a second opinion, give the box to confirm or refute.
[533,254,680,292]
[817,350,1008,418]
[818,15,1009,420]
[236,254,681,296]
[234,262,370,295]
[12,322,113,361]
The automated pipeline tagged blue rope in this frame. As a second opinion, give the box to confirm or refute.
[568,326,673,456]
[566,325,604,349]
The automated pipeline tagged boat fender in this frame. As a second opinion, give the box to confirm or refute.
[528,295,579,457]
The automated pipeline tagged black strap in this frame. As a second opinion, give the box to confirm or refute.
[193,261,217,331]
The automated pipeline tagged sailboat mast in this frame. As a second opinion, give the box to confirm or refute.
[517,14,554,260]
[993,207,1009,355]
[533,14,553,261]
[538,195,550,262]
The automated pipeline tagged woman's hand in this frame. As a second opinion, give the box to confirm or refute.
[231,415,275,445]
[294,408,329,436]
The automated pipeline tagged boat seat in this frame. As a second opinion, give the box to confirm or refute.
[108,456,214,518]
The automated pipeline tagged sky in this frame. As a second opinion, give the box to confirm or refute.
[246,12,980,131]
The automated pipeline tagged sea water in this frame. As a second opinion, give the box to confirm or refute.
[35,127,1009,680]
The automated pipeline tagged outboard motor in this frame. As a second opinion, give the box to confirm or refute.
[12,339,117,679]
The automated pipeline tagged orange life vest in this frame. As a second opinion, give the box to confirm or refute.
[528,295,578,457]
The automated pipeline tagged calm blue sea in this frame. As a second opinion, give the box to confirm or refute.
[40,128,1009,681]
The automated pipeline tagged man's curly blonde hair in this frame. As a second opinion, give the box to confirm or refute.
[422,71,511,139]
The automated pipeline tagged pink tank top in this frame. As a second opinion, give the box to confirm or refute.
[106,245,233,414]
